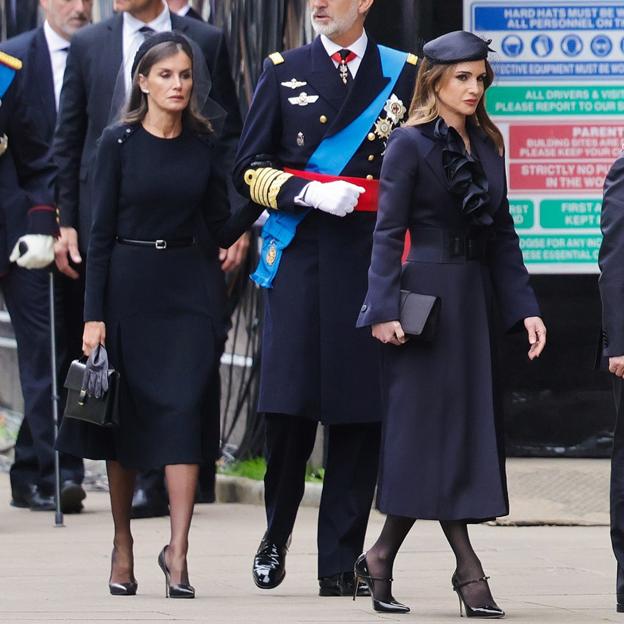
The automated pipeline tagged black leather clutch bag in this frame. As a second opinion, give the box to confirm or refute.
[399,290,441,342]
[63,358,120,427]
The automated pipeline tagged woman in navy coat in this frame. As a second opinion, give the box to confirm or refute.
[56,33,254,599]
[354,32,547,617]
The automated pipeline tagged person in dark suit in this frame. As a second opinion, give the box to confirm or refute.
[233,0,418,596]
[355,31,546,616]
[53,0,249,518]
[598,144,624,614]
[56,32,255,597]
[3,0,39,38]
[0,0,92,513]
[166,0,203,20]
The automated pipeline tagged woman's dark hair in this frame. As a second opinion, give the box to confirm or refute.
[122,40,213,134]
[405,57,504,155]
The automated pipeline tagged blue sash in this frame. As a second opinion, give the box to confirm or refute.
[0,65,17,100]
[251,45,408,288]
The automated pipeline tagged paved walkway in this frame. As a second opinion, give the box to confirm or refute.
[0,472,620,624]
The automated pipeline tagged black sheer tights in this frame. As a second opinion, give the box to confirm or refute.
[365,516,494,606]
[107,460,137,585]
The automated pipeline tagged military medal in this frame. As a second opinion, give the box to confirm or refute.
[384,94,407,123]
[339,63,349,85]
[266,240,278,266]
[374,117,393,140]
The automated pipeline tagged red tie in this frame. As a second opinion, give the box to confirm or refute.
[331,49,356,85]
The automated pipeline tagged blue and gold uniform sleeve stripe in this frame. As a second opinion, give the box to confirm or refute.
[244,167,293,209]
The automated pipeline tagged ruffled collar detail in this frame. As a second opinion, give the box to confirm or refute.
[433,117,493,227]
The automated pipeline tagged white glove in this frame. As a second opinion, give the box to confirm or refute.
[301,180,365,217]
[9,235,55,269]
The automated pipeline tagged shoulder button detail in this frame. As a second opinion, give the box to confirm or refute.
[268,52,285,65]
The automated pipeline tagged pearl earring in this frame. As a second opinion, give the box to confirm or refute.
[141,89,149,94]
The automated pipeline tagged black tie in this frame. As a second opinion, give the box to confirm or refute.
[139,26,155,40]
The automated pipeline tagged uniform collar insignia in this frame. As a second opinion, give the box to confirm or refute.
[281,78,307,89]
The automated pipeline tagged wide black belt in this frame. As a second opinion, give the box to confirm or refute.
[406,229,491,264]
[116,237,195,250]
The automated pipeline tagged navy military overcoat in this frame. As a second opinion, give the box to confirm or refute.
[233,36,418,425]
[357,122,540,520]
[0,54,57,275]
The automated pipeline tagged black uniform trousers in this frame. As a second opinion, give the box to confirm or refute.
[264,412,380,578]
[611,377,624,602]
[4,266,83,497]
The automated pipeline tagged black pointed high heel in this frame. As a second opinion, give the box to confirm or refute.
[353,553,410,614]
[158,546,195,599]
[108,549,138,596]
[451,573,504,618]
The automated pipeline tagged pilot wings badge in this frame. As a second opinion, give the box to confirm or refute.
[281,78,307,89]
[288,92,319,107]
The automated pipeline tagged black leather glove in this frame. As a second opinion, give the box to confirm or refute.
[83,344,110,399]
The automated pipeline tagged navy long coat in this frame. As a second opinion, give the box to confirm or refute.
[233,36,418,425]
[357,122,540,520]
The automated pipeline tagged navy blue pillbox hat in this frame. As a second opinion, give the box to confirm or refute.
[423,30,495,64]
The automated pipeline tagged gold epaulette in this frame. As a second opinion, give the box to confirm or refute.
[268,52,285,65]
[0,51,22,71]
[406,53,418,66]
[244,167,293,209]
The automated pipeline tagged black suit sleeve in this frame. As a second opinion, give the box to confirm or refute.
[357,128,417,327]
[487,169,541,333]
[202,143,263,247]
[3,73,58,236]
[599,154,624,356]
[199,28,250,215]
[53,35,88,229]
[233,60,308,213]
[84,128,120,322]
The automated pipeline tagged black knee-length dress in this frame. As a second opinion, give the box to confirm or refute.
[56,123,252,470]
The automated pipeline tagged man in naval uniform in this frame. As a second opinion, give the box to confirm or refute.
[233,0,418,596]
[0,50,60,507]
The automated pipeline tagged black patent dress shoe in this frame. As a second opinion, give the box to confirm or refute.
[130,488,169,519]
[452,573,505,618]
[29,489,56,511]
[319,571,371,597]
[158,546,195,598]
[60,481,86,514]
[10,484,36,509]
[252,534,289,589]
[353,553,410,614]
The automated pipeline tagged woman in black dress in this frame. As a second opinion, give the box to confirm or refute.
[355,31,547,617]
[56,32,254,598]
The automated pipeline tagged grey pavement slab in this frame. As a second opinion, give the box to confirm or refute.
[0,472,620,624]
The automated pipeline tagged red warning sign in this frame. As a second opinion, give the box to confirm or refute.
[509,124,624,161]
[507,123,624,192]
[509,161,613,191]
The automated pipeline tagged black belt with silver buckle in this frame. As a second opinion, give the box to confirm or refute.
[116,237,195,250]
